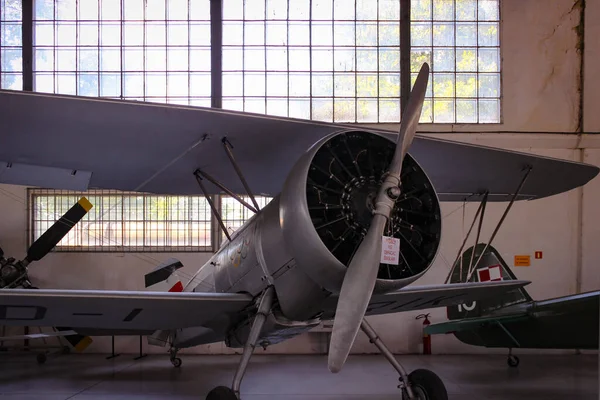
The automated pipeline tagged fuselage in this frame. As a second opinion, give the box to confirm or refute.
[170,130,442,349]
[173,194,334,349]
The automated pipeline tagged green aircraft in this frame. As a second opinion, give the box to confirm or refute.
[425,243,600,367]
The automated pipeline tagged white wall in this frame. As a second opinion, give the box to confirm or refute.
[1,0,599,356]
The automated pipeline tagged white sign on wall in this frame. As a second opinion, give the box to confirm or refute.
[380,236,400,265]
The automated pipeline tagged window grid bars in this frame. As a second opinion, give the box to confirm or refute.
[0,0,23,90]
[222,0,404,123]
[412,0,500,123]
[12,0,501,122]
[32,0,211,104]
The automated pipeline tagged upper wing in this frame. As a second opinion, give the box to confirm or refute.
[320,280,531,319]
[0,289,252,330]
[0,90,597,201]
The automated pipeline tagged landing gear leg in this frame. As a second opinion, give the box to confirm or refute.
[360,319,448,400]
[507,348,519,368]
[169,347,182,368]
[206,286,275,400]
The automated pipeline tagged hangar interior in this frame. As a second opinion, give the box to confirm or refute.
[0,0,599,399]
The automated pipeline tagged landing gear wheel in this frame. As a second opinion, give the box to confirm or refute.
[36,353,47,364]
[171,357,182,368]
[507,355,520,367]
[206,386,238,400]
[402,369,448,400]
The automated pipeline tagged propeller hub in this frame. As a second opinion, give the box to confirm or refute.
[344,178,380,230]
[387,186,401,199]
[306,130,441,279]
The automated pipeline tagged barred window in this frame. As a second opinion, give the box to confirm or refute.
[0,0,22,90]
[20,0,500,123]
[222,0,402,123]
[411,0,500,123]
[222,0,500,123]
[30,190,212,252]
[33,0,211,106]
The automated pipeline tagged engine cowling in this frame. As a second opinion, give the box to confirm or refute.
[280,130,441,294]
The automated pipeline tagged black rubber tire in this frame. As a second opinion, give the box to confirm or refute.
[403,369,448,400]
[206,386,238,400]
[171,357,182,368]
[36,353,47,364]
[507,355,520,367]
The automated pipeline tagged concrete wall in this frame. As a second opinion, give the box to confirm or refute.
[1,0,599,356]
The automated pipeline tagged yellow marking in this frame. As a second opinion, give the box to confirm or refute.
[77,197,93,212]
[74,335,93,352]
[514,255,531,267]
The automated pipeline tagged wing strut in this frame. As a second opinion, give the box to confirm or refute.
[444,191,488,284]
[194,136,263,216]
[195,169,258,214]
[222,137,261,211]
[466,166,532,281]
[194,171,232,242]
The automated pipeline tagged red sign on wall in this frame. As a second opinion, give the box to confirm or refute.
[535,251,543,259]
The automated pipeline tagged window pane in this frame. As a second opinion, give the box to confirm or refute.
[30,0,211,102]
[412,0,501,123]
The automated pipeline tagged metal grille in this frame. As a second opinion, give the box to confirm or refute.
[0,0,22,89]
[32,0,211,106]
[221,195,272,240]
[222,0,402,123]
[411,0,501,123]
[29,189,212,252]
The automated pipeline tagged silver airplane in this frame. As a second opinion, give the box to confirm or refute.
[0,64,597,400]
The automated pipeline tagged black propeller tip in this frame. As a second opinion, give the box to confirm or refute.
[26,197,93,262]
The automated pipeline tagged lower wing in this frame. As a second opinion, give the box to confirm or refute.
[0,289,253,331]
[321,280,531,319]
[424,313,530,335]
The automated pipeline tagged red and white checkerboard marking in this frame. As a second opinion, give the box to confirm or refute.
[477,264,503,282]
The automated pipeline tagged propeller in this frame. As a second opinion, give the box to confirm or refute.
[0,197,93,289]
[327,63,430,373]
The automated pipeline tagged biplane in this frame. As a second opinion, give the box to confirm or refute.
[426,243,599,368]
[0,63,597,400]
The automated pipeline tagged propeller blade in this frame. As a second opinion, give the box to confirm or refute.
[327,63,430,373]
[56,327,94,352]
[26,197,93,263]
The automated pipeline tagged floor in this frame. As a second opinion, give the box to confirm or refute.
[0,352,596,399]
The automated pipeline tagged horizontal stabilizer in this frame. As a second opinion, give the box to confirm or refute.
[0,161,91,191]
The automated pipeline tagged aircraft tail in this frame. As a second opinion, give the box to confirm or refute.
[446,243,532,320]
[144,258,185,347]
[144,258,185,292]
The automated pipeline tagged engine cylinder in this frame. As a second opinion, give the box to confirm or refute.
[280,130,441,294]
